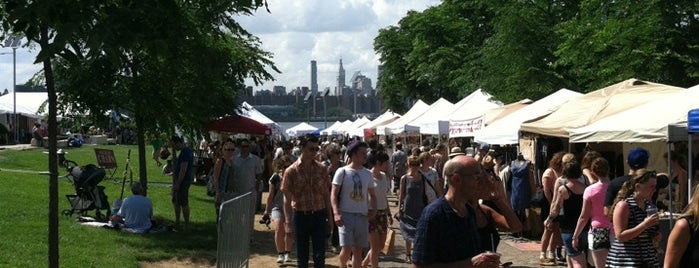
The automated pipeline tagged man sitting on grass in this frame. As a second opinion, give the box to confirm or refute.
[110,182,153,233]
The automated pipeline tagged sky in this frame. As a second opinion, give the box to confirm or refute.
[0,0,439,95]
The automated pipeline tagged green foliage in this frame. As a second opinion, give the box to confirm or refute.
[375,0,699,112]
[0,146,216,267]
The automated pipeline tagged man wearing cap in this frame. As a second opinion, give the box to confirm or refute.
[111,182,153,234]
[282,134,332,268]
[475,143,490,162]
[411,155,501,267]
[604,147,650,213]
[391,142,408,193]
[332,140,377,268]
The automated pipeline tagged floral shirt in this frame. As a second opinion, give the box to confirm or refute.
[281,158,330,212]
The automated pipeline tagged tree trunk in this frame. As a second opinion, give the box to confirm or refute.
[135,110,149,196]
[41,25,59,268]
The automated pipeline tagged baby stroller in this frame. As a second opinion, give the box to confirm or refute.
[63,164,111,221]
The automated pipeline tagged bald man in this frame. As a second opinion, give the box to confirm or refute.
[411,156,501,268]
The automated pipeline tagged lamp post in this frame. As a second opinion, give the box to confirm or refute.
[2,36,21,144]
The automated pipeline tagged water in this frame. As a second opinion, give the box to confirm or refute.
[277,121,329,131]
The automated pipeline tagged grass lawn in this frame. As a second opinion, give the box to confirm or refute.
[0,145,217,267]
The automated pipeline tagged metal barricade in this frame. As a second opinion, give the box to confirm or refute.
[217,192,254,268]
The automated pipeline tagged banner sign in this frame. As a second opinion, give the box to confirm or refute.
[449,115,485,137]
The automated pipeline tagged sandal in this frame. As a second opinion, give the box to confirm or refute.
[406,254,412,264]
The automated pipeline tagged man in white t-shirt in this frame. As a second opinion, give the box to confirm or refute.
[331,140,377,268]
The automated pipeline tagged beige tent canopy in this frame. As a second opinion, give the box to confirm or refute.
[569,88,699,143]
[520,78,684,137]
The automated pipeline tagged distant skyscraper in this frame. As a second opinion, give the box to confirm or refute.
[310,60,318,96]
[311,60,318,116]
[336,58,345,96]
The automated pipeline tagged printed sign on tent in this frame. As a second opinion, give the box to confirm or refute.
[449,115,485,137]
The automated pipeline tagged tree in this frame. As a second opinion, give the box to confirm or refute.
[473,0,580,103]
[555,0,699,91]
[1,0,276,266]
[374,0,699,112]
[48,0,278,194]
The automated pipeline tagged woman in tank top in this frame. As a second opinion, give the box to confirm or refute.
[544,160,588,267]
[395,155,428,264]
[665,184,699,267]
[471,164,522,252]
[606,169,660,268]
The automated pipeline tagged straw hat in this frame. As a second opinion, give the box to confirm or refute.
[448,147,465,158]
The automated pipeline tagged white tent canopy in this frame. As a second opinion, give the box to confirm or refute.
[521,78,684,138]
[285,122,318,138]
[0,92,47,118]
[448,89,503,138]
[239,101,283,135]
[404,98,456,135]
[475,89,582,145]
[341,117,371,136]
[351,110,400,138]
[377,100,429,135]
[569,87,699,143]
[320,121,343,136]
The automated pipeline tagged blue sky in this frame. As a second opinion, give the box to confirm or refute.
[0,0,439,95]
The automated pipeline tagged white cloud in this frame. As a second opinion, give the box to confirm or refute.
[240,0,440,92]
[0,0,439,97]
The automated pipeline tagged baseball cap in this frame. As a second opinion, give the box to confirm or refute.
[627,147,649,169]
[478,143,490,151]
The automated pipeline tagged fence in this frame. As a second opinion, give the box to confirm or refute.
[217,191,255,268]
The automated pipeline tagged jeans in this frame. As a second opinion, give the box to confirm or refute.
[293,210,328,268]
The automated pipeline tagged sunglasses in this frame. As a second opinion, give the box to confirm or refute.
[307,147,320,152]
[224,148,235,151]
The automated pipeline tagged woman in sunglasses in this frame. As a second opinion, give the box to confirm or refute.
[606,169,660,268]
[212,139,236,219]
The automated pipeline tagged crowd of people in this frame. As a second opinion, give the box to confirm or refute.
[124,132,699,268]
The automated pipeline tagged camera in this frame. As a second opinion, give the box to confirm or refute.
[259,214,271,228]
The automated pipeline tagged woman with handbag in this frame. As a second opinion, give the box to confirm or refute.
[572,157,612,268]
[263,156,294,263]
[394,155,428,264]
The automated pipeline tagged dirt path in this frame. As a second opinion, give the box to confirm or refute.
[145,193,543,267]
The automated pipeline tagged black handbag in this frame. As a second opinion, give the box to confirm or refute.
[530,186,546,207]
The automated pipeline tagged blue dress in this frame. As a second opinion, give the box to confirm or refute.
[509,161,531,211]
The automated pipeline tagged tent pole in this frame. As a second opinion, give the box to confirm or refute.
[689,133,694,204]
[667,142,674,224]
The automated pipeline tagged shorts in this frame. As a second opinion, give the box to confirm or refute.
[369,209,389,235]
[561,231,588,257]
[271,207,284,220]
[338,212,369,247]
[172,182,191,206]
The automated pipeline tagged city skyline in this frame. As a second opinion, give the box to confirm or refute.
[0,1,440,95]
[236,0,439,92]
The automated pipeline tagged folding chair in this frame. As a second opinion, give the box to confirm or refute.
[94,148,118,182]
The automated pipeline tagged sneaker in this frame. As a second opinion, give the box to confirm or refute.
[284,253,291,263]
[276,254,284,263]
[539,257,556,266]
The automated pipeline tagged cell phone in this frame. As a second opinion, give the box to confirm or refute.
[502,261,513,267]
